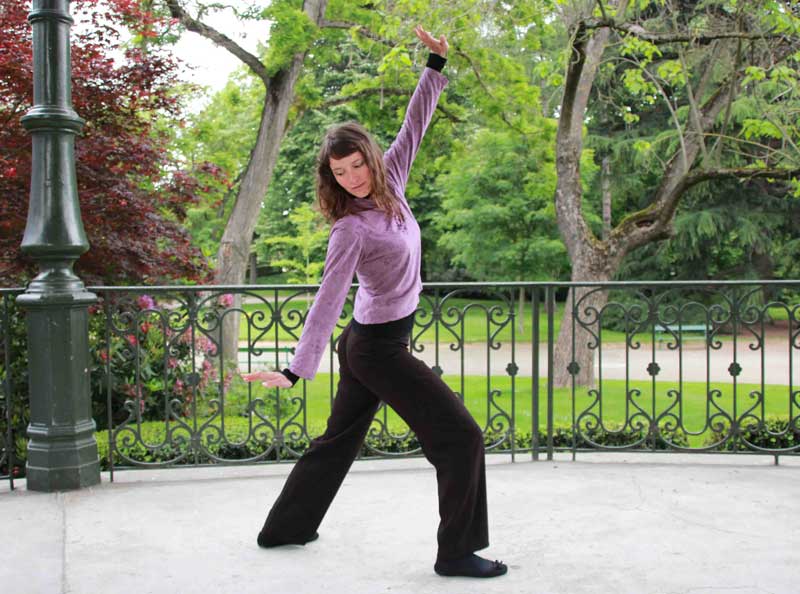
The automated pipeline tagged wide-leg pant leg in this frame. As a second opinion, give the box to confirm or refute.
[258,325,381,544]
[345,332,489,561]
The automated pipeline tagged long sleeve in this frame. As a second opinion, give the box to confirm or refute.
[288,223,362,380]
[384,67,449,199]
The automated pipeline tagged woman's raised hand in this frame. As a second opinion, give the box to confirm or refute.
[241,370,293,388]
[414,25,448,58]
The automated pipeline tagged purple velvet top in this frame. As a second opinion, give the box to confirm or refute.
[288,67,448,380]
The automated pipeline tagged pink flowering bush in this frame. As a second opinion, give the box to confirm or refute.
[89,293,239,427]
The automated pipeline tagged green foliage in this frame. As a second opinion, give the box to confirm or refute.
[169,0,561,281]
[706,417,800,451]
[262,0,319,76]
[437,127,567,282]
[177,72,265,259]
[167,0,800,289]
[618,178,800,281]
[0,296,28,478]
[259,203,329,284]
[580,0,800,285]
[87,294,238,429]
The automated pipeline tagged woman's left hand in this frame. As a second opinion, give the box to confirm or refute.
[241,370,293,388]
[414,25,448,58]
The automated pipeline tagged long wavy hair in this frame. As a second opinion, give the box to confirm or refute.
[315,122,404,223]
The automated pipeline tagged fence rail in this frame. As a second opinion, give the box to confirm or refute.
[1,281,799,482]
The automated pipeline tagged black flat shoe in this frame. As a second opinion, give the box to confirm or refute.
[434,554,508,578]
[257,531,319,548]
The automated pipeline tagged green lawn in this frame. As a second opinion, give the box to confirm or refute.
[234,292,777,345]
[236,296,650,344]
[217,372,793,447]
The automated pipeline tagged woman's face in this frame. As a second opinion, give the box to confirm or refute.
[329,151,373,198]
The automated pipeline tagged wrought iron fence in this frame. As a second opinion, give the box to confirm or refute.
[0,289,23,491]
[1,281,799,480]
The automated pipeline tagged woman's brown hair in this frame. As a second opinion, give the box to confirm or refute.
[315,122,404,223]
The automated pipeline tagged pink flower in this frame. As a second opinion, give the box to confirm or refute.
[197,336,217,356]
[137,294,156,310]
[127,334,137,346]
[217,293,235,308]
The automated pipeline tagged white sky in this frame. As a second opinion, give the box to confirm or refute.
[172,8,268,112]
[71,2,268,113]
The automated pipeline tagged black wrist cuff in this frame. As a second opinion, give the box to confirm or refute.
[426,53,447,72]
[280,368,300,386]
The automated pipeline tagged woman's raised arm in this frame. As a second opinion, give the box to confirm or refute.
[383,26,449,196]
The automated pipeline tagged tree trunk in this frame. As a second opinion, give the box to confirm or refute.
[209,0,328,362]
[553,260,612,388]
[602,155,612,240]
[552,11,619,388]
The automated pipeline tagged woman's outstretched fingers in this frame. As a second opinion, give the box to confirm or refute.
[414,25,448,58]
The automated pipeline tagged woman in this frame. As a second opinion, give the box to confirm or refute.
[243,25,507,579]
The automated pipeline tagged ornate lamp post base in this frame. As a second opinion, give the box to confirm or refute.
[21,294,100,491]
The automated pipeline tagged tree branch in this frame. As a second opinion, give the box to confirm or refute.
[683,166,800,189]
[583,17,784,45]
[710,20,744,162]
[611,165,800,242]
[165,0,270,82]
[604,36,800,255]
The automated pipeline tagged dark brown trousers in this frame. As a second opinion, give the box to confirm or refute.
[259,322,489,560]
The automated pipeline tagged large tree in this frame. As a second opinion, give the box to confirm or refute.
[436,127,570,327]
[552,0,800,386]
[0,0,214,286]
[163,0,330,358]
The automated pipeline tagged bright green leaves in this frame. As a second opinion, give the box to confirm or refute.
[262,0,319,76]
[741,119,783,140]
[259,203,329,284]
[742,65,766,85]
[759,0,800,35]
[732,52,800,170]
[622,69,657,104]
[769,65,799,87]
[656,60,687,86]
[377,45,413,74]
[534,59,564,88]
[620,36,662,63]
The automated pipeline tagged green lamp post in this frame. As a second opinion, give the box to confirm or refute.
[17,0,101,491]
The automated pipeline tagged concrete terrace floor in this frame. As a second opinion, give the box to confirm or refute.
[2,453,798,594]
